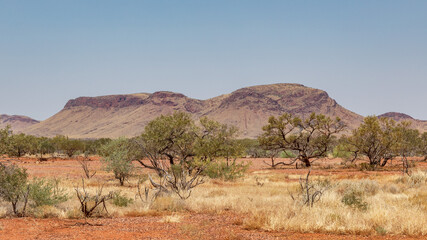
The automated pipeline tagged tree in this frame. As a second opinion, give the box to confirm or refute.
[393,121,420,174]
[135,112,242,199]
[258,113,345,167]
[0,126,12,156]
[36,137,54,159]
[349,116,397,168]
[0,163,30,216]
[100,138,138,186]
[52,135,84,158]
[419,132,427,162]
[8,133,33,157]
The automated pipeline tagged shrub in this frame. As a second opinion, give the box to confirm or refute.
[359,162,377,171]
[289,171,331,207]
[100,138,136,186]
[341,190,368,211]
[112,192,134,207]
[332,144,353,159]
[0,163,29,216]
[74,179,114,218]
[28,178,68,207]
[204,161,249,181]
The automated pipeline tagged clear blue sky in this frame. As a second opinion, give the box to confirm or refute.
[1,0,426,121]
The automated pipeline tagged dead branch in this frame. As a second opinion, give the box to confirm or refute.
[78,159,96,179]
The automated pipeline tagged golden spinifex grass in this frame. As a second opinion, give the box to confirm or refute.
[1,170,427,236]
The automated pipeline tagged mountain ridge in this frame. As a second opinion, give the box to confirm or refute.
[0,114,39,132]
[22,83,425,138]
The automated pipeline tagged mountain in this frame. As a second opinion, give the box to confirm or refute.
[24,83,365,138]
[0,114,39,132]
[378,112,427,132]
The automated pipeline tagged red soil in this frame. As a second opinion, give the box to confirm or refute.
[0,156,425,239]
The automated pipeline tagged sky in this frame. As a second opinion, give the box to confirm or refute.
[0,0,426,121]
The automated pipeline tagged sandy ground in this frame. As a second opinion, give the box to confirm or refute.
[0,156,425,240]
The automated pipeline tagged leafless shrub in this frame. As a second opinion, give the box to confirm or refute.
[78,159,96,179]
[255,177,264,187]
[74,179,113,218]
[289,170,330,207]
[148,167,204,200]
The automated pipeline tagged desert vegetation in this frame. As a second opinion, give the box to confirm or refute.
[0,113,426,238]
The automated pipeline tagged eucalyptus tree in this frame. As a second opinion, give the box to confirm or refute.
[259,113,345,167]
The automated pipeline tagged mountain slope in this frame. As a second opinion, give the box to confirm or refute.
[25,83,364,138]
[378,112,427,132]
[0,114,39,132]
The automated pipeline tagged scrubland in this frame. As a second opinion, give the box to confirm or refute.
[1,157,427,239]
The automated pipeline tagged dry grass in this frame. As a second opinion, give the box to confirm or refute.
[1,166,427,236]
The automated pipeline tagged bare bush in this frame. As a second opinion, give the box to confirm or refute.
[74,179,113,218]
[289,170,330,207]
[78,159,96,179]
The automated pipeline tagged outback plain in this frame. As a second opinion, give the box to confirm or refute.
[1,155,427,240]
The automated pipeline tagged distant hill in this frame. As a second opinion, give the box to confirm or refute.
[0,114,39,132]
[24,83,365,139]
[378,112,427,132]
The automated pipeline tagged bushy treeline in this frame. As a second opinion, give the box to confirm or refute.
[0,113,426,170]
[0,127,111,158]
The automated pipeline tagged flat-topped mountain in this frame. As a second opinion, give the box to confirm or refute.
[24,83,366,138]
[0,114,39,132]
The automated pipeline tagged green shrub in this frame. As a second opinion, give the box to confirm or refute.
[28,178,68,207]
[279,150,296,158]
[0,164,29,216]
[341,190,368,211]
[112,192,133,207]
[359,162,376,171]
[204,160,249,181]
[375,226,387,235]
[332,145,353,159]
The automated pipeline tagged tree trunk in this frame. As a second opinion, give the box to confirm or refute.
[301,158,311,167]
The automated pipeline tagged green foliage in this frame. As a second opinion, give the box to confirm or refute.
[8,133,33,157]
[341,190,368,211]
[418,132,427,161]
[204,160,249,181]
[375,226,387,235]
[136,112,244,199]
[259,113,345,167]
[28,178,68,207]
[393,122,420,157]
[112,191,134,207]
[279,150,296,158]
[100,138,137,186]
[0,126,12,155]
[349,116,397,167]
[82,138,112,156]
[51,135,85,157]
[0,163,29,215]
[332,143,353,159]
[359,162,376,171]
[35,137,54,158]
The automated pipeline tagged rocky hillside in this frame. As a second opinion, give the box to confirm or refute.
[24,83,365,138]
[378,112,427,132]
[0,114,39,132]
